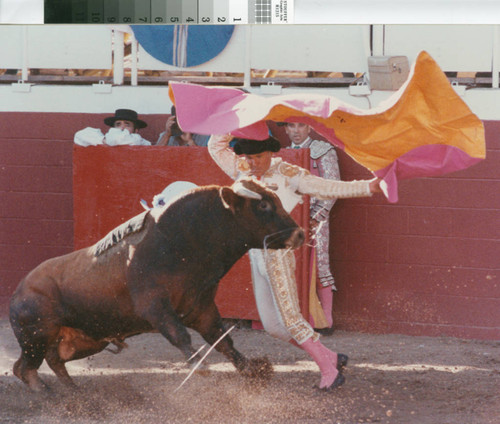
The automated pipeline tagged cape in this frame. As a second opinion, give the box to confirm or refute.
[168,51,485,202]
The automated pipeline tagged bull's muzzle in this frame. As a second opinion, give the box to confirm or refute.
[284,227,305,249]
[263,226,305,250]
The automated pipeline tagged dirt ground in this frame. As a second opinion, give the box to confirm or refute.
[0,319,499,424]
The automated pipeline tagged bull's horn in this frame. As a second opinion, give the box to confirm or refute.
[232,181,262,200]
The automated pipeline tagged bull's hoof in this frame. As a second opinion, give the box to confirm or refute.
[104,339,129,354]
[25,377,51,393]
[13,359,23,381]
[13,360,50,393]
[189,360,211,376]
[58,377,79,391]
[241,357,274,380]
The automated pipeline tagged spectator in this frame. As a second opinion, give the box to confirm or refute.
[156,106,209,147]
[285,122,340,336]
[74,109,152,146]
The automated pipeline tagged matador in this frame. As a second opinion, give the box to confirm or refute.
[208,133,381,391]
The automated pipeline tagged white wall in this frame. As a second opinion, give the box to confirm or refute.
[0,25,112,69]
[1,24,499,75]
[384,25,496,72]
[1,84,500,121]
[2,24,500,119]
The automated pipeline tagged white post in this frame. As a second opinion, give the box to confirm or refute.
[371,24,385,57]
[492,25,499,89]
[243,25,252,89]
[362,24,372,61]
[22,25,29,82]
[113,30,125,85]
[131,32,138,86]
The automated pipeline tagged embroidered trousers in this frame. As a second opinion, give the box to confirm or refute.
[249,248,318,344]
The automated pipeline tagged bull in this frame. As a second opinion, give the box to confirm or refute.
[9,178,304,391]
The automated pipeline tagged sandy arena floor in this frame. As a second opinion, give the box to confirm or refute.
[1,319,499,424]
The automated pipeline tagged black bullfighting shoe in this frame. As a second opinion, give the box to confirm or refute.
[337,353,349,371]
[316,325,335,336]
[315,372,346,392]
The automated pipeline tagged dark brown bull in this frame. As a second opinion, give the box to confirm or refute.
[10,178,304,391]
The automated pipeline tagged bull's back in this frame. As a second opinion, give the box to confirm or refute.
[10,240,142,336]
[14,243,128,295]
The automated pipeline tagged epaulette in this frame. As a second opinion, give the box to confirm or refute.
[310,139,334,160]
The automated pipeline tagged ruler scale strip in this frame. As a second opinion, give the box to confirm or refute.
[44,0,293,24]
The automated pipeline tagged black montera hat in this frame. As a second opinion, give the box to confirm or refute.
[104,109,148,129]
[232,137,281,155]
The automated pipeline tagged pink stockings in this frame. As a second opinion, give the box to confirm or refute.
[291,338,345,390]
[316,285,334,328]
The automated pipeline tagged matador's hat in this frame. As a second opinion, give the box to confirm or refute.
[231,136,281,155]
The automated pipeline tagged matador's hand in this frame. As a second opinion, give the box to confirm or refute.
[369,177,383,194]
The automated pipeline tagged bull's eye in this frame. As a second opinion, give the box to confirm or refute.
[257,200,272,212]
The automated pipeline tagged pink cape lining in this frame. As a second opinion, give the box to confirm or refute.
[374,144,483,202]
[169,64,484,204]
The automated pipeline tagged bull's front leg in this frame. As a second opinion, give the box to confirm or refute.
[190,303,273,380]
[132,290,199,365]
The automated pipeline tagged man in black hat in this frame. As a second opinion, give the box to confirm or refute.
[74,109,152,146]
[208,133,382,392]
[103,108,148,133]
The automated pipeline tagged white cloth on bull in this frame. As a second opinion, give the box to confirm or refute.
[152,181,198,208]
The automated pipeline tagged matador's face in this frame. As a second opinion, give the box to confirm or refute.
[243,151,273,178]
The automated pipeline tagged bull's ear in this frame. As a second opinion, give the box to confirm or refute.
[219,187,243,213]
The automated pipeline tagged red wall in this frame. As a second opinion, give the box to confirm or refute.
[0,113,76,315]
[329,122,500,340]
[72,145,312,321]
[1,112,498,340]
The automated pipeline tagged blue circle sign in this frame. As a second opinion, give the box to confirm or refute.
[131,25,235,67]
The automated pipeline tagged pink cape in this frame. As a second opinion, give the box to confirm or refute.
[168,51,485,202]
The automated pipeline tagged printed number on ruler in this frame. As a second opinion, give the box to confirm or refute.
[45,0,293,24]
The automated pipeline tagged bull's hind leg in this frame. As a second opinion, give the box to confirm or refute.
[190,303,273,380]
[9,279,63,391]
[13,356,48,392]
[44,345,76,388]
[10,321,55,392]
[45,327,111,389]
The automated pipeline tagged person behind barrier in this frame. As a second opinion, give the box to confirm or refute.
[285,122,340,336]
[74,109,152,146]
[156,106,209,147]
